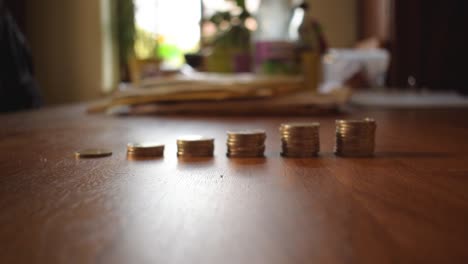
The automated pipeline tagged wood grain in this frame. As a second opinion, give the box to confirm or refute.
[1,105,468,263]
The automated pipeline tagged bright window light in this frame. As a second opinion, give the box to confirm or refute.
[134,0,201,66]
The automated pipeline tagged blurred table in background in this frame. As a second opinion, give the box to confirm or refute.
[1,104,468,263]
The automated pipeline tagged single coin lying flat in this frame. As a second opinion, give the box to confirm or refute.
[75,149,112,158]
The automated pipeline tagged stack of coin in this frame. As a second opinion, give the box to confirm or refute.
[177,135,214,157]
[335,118,376,157]
[127,142,164,157]
[226,130,266,158]
[280,123,320,157]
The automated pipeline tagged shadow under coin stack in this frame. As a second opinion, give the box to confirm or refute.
[335,118,376,157]
[227,130,266,158]
[127,142,165,157]
[280,123,320,157]
[177,136,214,157]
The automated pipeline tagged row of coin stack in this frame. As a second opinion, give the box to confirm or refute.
[76,119,376,159]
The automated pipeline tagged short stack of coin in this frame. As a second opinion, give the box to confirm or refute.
[177,136,214,157]
[335,118,376,157]
[127,142,164,157]
[226,130,266,158]
[280,123,320,157]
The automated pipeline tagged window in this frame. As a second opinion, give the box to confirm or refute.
[134,0,201,68]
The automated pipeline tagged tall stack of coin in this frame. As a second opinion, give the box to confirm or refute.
[226,130,266,158]
[127,142,164,157]
[280,123,320,157]
[177,136,214,157]
[335,118,376,157]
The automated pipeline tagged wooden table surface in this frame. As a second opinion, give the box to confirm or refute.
[1,105,468,264]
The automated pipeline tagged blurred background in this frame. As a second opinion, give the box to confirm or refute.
[1,0,467,112]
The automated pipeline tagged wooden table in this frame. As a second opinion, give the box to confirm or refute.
[1,105,468,263]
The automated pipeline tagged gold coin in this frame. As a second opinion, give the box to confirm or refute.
[127,142,164,157]
[227,138,265,144]
[127,142,164,149]
[227,152,265,158]
[226,140,265,148]
[227,144,265,155]
[228,134,266,140]
[177,143,214,148]
[177,150,214,155]
[228,136,266,141]
[338,136,375,141]
[227,138,266,144]
[336,134,375,139]
[336,124,376,129]
[177,135,214,144]
[282,146,320,152]
[280,122,320,130]
[282,144,319,150]
[127,149,164,154]
[280,134,318,139]
[227,145,265,152]
[75,149,112,158]
[227,129,266,136]
[227,150,265,154]
[177,153,213,157]
[280,131,319,136]
[281,132,319,136]
[177,147,214,153]
[336,122,376,127]
[336,118,375,125]
[337,131,375,137]
[178,152,213,157]
[281,129,319,134]
[227,146,265,151]
[337,128,375,133]
[281,137,319,143]
[177,141,214,146]
[226,130,266,151]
